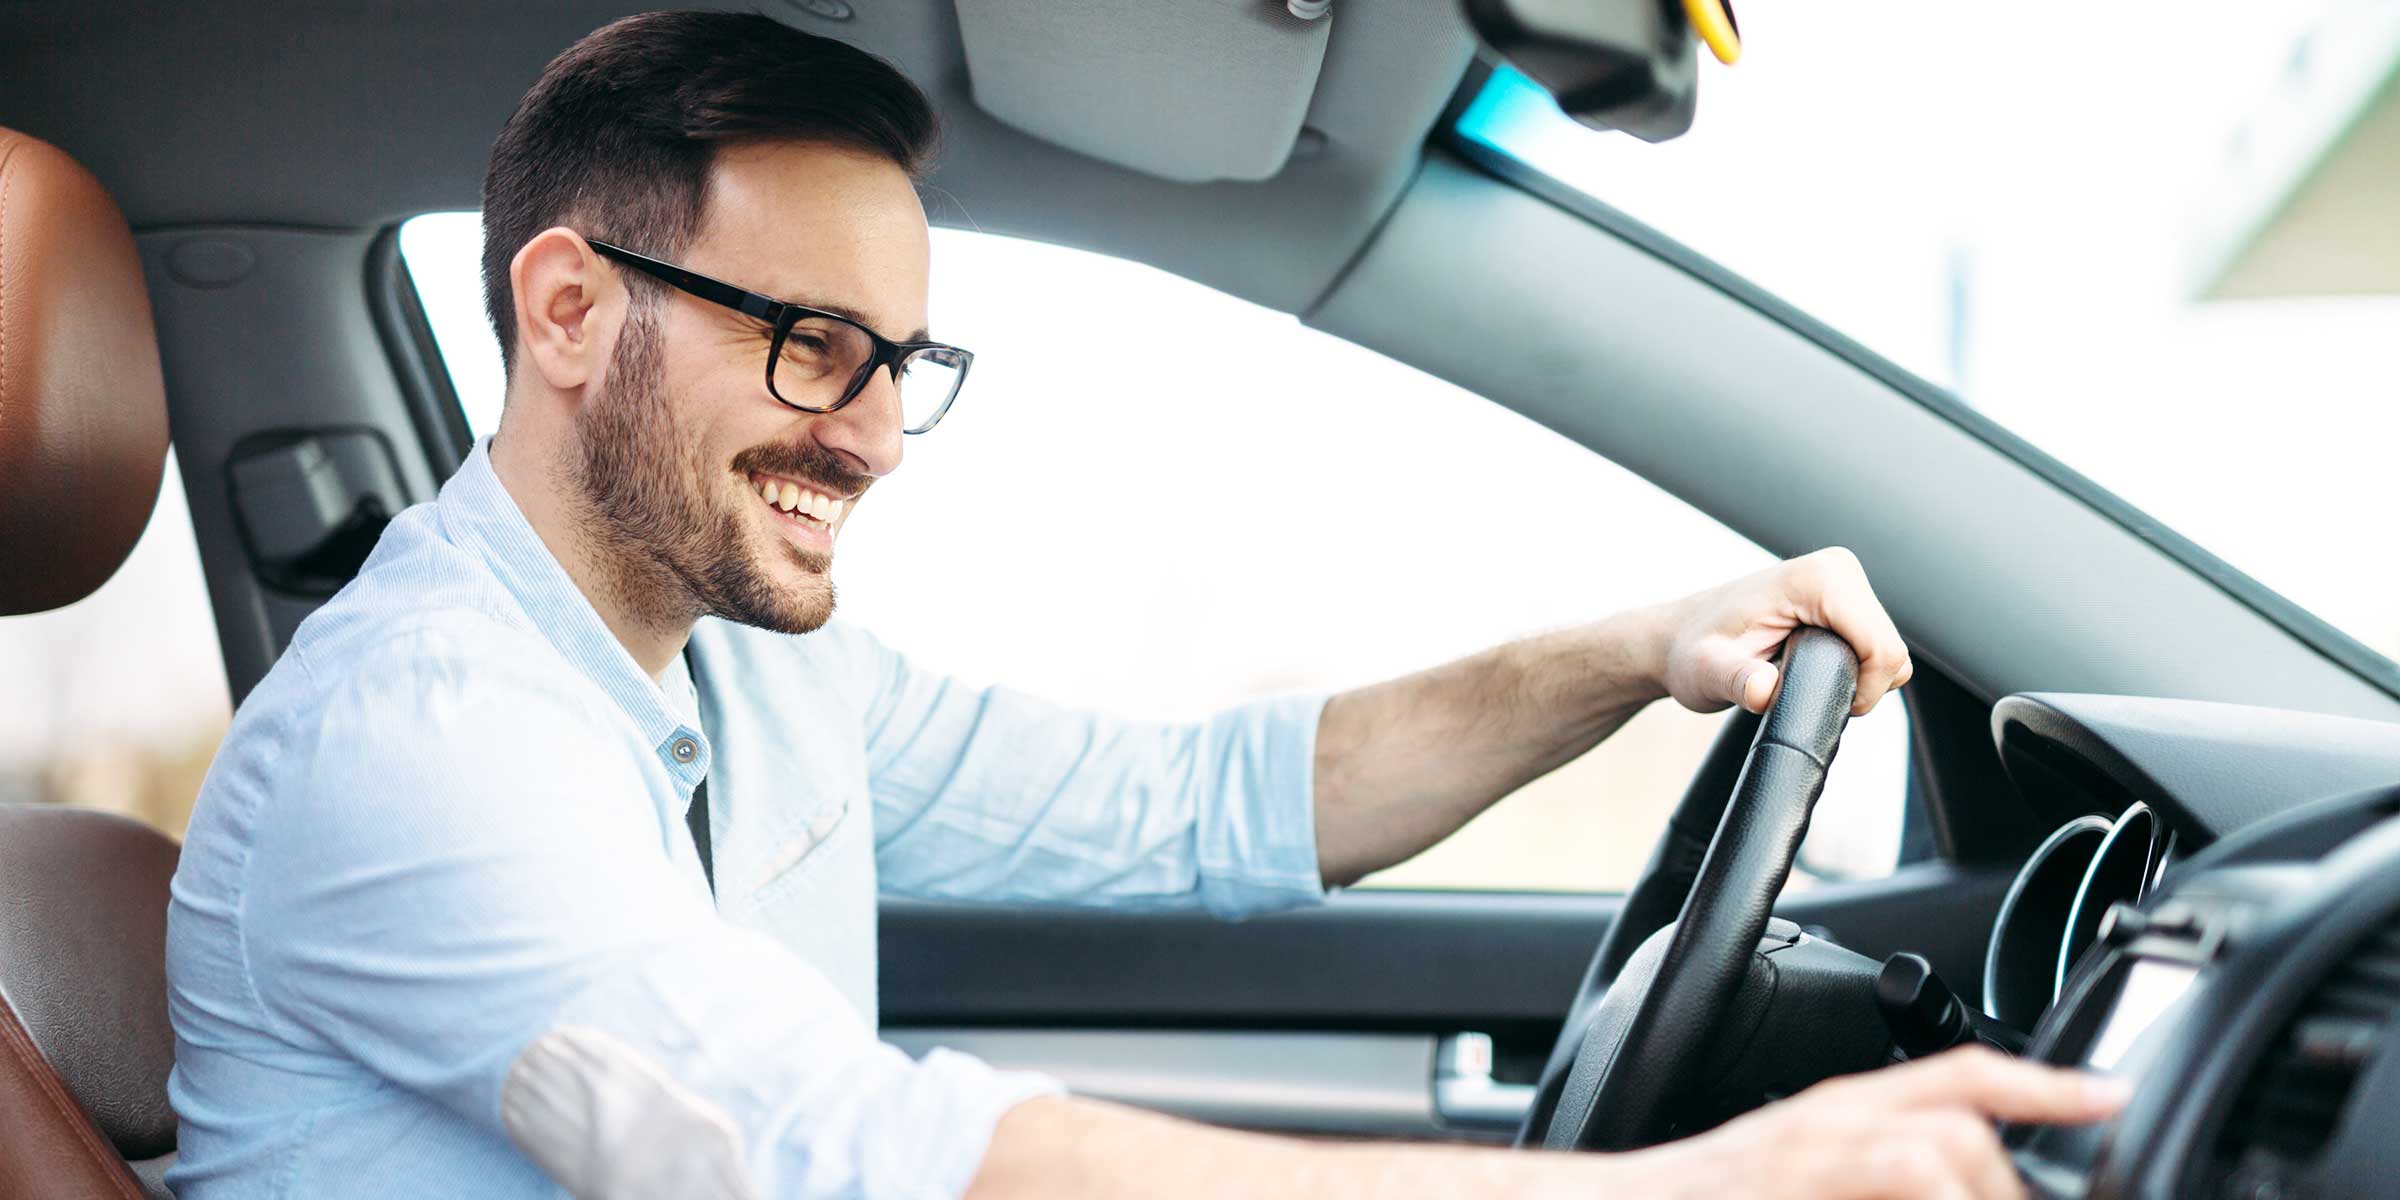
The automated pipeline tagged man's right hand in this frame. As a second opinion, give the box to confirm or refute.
[1586,1047,2128,1200]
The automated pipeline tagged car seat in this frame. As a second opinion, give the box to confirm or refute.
[0,124,185,1200]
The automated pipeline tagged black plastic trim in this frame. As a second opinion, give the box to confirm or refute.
[1992,692,2400,847]
[364,226,473,483]
[1427,90,2400,705]
[880,862,2016,1032]
[1904,661,2054,865]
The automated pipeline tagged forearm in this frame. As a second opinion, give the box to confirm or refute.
[1311,607,1672,886]
[966,1095,1592,1200]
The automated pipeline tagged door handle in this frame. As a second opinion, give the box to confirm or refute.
[1433,1033,1537,1133]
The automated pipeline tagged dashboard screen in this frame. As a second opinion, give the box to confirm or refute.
[2084,959,2200,1072]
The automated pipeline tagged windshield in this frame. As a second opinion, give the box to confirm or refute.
[1456,3,2400,667]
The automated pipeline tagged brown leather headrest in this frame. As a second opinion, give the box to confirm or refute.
[0,805,181,1160]
[0,127,169,616]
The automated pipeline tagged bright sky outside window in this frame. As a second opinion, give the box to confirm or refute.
[1454,2,2400,668]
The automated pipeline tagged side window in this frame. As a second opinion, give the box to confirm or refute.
[0,455,232,835]
[398,215,1908,890]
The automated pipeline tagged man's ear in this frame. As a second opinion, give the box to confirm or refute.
[509,227,619,395]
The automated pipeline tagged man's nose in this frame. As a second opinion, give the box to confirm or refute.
[812,365,905,477]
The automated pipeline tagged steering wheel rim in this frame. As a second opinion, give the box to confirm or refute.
[1530,626,1859,1151]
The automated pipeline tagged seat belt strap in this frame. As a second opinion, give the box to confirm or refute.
[680,645,714,897]
[687,776,714,897]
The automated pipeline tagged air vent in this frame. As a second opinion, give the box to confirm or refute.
[2217,924,2400,1176]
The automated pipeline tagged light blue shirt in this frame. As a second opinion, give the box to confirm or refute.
[165,439,1329,1198]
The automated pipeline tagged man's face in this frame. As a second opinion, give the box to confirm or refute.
[573,140,930,636]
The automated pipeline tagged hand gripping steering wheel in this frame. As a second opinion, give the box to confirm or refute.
[1524,626,1859,1151]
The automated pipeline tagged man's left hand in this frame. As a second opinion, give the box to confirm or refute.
[1646,547,1913,718]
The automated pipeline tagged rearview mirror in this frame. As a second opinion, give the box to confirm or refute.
[1461,0,1733,143]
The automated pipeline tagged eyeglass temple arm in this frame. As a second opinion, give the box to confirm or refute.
[588,239,779,322]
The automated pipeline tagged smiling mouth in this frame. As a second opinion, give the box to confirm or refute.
[749,472,849,528]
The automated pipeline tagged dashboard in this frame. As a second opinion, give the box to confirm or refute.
[1974,694,2400,1199]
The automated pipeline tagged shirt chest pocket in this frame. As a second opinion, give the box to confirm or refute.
[753,793,853,891]
[708,732,873,906]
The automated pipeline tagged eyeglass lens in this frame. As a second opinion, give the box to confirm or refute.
[777,316,966,433]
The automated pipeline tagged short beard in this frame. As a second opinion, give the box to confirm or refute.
[567,300,835,639]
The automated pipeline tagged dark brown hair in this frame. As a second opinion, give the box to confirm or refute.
[479,10,937,371]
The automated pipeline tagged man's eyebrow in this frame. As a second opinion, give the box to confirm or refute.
[780,293,931,345]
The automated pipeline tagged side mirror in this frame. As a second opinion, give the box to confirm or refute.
[1461,0,1736,143]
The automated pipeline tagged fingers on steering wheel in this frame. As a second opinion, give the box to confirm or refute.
[1799,551,1910,716]
[1822,613,1906,717]
[1734,660,1779,715]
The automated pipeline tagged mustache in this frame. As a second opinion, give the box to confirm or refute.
[730,440,873,499]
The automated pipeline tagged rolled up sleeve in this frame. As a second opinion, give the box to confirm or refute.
[836,624,1331,916]
[240,635,1056,1199]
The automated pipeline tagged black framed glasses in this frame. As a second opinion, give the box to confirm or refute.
[585,237,972,435]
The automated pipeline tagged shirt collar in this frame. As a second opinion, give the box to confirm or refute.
[436,437,712,790]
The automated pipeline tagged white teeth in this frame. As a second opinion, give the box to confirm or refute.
[752,475,847,526]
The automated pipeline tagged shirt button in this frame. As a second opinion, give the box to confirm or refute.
[670,737,699,764]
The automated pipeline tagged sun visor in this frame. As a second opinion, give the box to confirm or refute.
[954,0,1331,183]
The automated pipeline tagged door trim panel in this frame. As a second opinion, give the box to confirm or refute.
[880,863,2015,1030]
[881,889,1624,1029]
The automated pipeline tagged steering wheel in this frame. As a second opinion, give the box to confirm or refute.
[1522,626,1859,1151]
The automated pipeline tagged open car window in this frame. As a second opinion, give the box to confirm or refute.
[0,456,230,835]
[400,215,1909,889]
[1455,3,2400,670]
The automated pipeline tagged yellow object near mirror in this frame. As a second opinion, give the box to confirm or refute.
[1682,0,1742,65]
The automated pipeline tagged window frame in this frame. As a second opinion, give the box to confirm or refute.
[369,227,476,481]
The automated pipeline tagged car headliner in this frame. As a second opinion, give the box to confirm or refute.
[0,0,1476,318]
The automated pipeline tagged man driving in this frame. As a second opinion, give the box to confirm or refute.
[165,11,2122,1198]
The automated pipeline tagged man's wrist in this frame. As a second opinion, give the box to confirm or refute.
[1579,604,1677,709]
[1494,609,1675,750]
